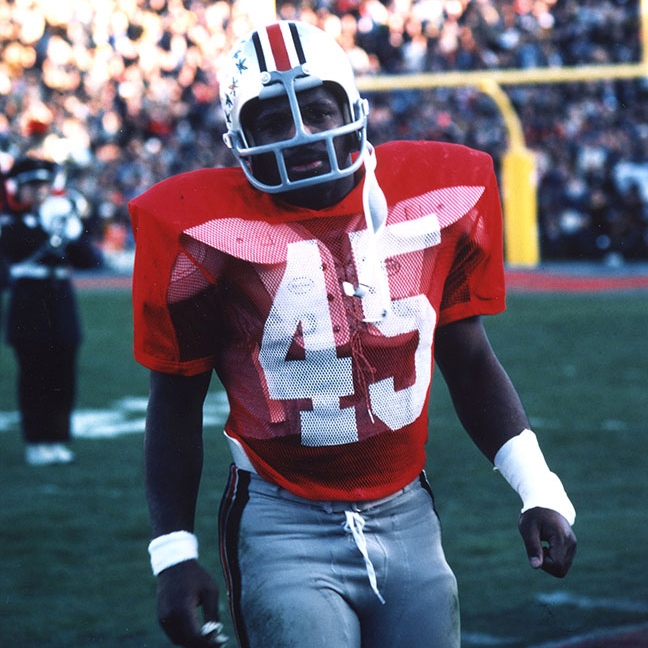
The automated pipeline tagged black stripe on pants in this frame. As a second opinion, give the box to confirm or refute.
[218,465,251,648]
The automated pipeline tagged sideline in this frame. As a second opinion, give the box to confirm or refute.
[505,268,648,292]
[73,262,648,293]
[0,392,230,439]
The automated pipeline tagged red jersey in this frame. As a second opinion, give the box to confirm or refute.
[129,140,505,501]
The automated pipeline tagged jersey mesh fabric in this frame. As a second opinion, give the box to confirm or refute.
[130,140,505,501]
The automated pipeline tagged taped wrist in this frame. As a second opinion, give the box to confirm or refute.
[148,530,198,576]
[494,429,576,525]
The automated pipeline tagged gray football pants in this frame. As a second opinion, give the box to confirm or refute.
[219,466,460,648]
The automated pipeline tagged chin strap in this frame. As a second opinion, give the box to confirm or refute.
[342,143,392,322]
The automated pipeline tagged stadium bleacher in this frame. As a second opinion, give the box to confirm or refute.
[0,0,646,263]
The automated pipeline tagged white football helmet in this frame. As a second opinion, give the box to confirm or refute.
[219,21,370,193]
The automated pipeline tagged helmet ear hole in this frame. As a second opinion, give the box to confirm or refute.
[239,98,261,146]
[322,81,353,125]
[321,81,362,153]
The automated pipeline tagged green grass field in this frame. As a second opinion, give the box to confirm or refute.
[0,285,646,648]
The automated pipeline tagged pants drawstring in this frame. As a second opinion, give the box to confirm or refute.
[343,510,386,604]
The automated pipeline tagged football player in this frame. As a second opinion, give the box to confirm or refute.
[131,21,576,648]
[0,157,101,466]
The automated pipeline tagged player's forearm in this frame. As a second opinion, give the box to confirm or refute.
[145,424,203,535]
[145,370,212,536]
[435,319,575,524]
[434,316,530,461]
[448,353,530,461]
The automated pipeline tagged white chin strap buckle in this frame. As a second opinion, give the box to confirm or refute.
[342,281,369,298]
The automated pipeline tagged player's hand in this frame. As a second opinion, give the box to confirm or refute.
[518,507,577,578]
[156,560,228,647]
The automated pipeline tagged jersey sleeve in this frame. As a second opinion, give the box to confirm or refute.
[129,180,225,376]
[436,156,506,327]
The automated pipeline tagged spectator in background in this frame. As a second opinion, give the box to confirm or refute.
[0,157,102,466]
[0,0,646,262]
[605,179,648,260]
[0,168,9,320]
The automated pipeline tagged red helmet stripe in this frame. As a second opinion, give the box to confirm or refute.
[266,23,291,71]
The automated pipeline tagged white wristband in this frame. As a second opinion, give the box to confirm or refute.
[148,531,198,576]
[494,429,576,525]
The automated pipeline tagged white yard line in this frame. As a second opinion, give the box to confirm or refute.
[0,391,231,438]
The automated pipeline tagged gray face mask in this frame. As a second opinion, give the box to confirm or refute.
[224,65,370,194]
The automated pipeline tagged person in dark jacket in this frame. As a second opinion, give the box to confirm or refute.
[0,157,102,465]
[0,171,9,299]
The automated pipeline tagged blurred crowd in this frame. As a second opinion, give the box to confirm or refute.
[1,0,647,263]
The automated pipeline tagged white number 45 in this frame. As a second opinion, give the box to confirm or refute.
[258,218,438,447]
